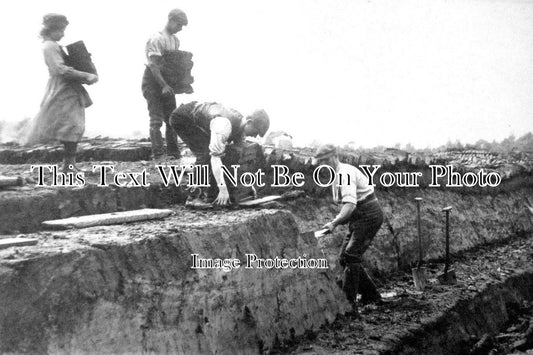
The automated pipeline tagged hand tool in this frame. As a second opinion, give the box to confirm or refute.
[437,206,457,285]
[301,228,331,241]
[412,197,428,291]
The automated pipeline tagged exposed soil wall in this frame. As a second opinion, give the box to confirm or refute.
[283,180,533,275]
[387,270,533,355]
[1,147,532,354]
[0,141,152,164]
[0,184,187,234]
[0,209,348,354]
[2,174,532,275]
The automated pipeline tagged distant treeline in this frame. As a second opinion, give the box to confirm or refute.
[308,132,533,154]
[434,133,533,154]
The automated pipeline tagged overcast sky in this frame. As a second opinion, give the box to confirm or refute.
[0,0,532,148]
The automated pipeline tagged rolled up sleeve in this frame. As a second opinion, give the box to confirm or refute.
[145,36,163,64]
[340,187,358,205]
[209,117,232,157]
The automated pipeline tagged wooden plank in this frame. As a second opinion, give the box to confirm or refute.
[238,195,282,207]
[42,208,173,230]
[527,204,533,216]
[314,229,331,238]
[0,238,38,250]
[0,176,23,187]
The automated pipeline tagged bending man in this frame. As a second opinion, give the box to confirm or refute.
[170,101,269,205]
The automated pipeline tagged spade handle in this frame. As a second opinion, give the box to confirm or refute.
[442,206,453,272]
[415,197,423,267]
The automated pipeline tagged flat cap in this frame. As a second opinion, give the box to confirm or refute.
[315,144,337,160]
[168,9,188,25]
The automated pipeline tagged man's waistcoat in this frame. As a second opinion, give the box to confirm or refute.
[190,102,244,144]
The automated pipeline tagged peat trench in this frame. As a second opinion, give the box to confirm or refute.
[1,198,531,354]
[1,159,533,354]
[284,233,533,355]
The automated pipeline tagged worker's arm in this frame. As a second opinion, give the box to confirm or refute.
[209,117,233,205]
[323,202,356,233]
[211,156,230,205]
[44,42,98,84]
[323,166,359,232]
[148,55,174,96]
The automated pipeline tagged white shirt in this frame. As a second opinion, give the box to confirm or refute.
[209,117,232,157]
[334,163,374,206]
[145,30,180,64]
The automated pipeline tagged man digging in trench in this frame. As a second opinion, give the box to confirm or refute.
[317,144,384,316]
[170,101,270,207]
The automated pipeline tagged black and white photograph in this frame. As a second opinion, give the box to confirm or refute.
[0,0,532,354]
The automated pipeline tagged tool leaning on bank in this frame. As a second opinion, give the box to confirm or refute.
[412,197,429,291]
[437,206,457,284]
[316,144,384,317]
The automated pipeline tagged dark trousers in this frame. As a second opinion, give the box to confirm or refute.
[170,102,209,163]
[142,67,178,157]
[340,199,384,304]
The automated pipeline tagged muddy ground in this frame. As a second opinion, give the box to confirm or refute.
[1,145,533,354]
[276,232,533,355]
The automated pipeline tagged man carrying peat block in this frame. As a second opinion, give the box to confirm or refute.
[142,9,190,160]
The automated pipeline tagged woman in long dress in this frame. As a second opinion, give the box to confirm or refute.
[22,13,98,171]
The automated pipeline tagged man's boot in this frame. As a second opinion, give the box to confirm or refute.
[343,262,361,318]
[165,124,180,159]
[149,128,164,159]
[359,266,382,305]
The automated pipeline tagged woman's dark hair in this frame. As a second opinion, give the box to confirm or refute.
[40,13,69,38]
